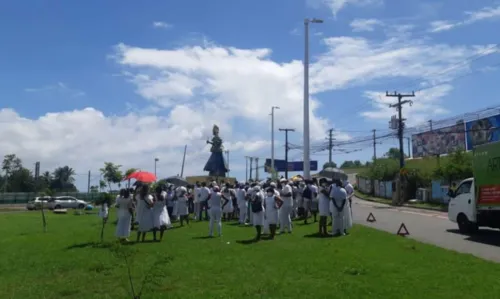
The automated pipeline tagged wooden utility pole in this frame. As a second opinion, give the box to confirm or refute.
[279,128,295,179]
[244,156,249,182]
[249,157,254,181]
[387,91,415,169]
[255,157,259,181]
[387,91,415,205]
[327,129,335,163]
[372,129,377,162]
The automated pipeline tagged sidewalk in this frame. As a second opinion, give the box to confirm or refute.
[354,190,448,212]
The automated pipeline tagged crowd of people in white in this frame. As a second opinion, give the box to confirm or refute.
[99,177,354,242]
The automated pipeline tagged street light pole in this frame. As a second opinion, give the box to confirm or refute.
[303,17,323,179]
[270,106,280,174]
[154,158,159,179]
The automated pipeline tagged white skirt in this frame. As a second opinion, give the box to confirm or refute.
[265,208,279,225]
[223,201,234,213]
[252,211,265,227]
[138,207,154,232]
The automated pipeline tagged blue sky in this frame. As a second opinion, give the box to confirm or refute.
[0,0,499,190]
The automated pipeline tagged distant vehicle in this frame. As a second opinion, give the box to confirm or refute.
[26,196,53,210]
[46,196,88,210]
[448,141,500,233]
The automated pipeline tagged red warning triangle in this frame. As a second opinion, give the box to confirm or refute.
[366,212,376,222]
[397,223,410,236]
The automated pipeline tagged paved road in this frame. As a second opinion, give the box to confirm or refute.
[352,196,500,262]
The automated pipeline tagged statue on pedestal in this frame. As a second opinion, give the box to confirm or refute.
[203,125,229,177]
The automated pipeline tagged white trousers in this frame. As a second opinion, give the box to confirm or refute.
[279,205,292,232]
[239,204,247,224]
[193,202,201,219]
[333,209,346,234]
[209,208,222,236]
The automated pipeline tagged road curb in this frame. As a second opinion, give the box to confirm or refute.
[354,192,447,213]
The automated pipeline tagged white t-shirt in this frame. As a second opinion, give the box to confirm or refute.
[310,184,319,202]
[345,183,354,198]
[236,189,246,204]
[280,184,293,206]
[199,187,210,202]
[176,186,187,198]
[330,186,347,207]
[209,192,222,209]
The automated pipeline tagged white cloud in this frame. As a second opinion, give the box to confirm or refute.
[4,28,494,188]
[0,107,269,189]
[429,5,500,32]
[350,18,383,32]
[152,21,172,29]
[24,82,85,97]
[323,0,383,16]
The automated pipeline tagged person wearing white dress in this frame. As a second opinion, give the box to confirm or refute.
[279,179,293,234]
[116,189,133,241]
[330,180,348,236]
[343,181,354,230]
[207,186,225,237]
[153,186,171,241]
[263,183,279,234]
[264,187,282,239]
[221,187,233,221]
[137,185,155,242]
[175,186,189,226]
[295,182,305,218]
[236,184,247,225]
[98,201,109,222]
[310,180,319,223]
[193,183,201,220]
[250,185,265,241]
[318,179,331,236]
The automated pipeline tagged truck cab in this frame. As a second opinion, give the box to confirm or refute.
[448,178,477,233]
[448,177,500,234]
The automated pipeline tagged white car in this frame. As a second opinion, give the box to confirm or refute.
[46,196,88,210]
[26,196,52,210]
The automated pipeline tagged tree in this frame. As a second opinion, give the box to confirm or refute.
[385,148,401,160]
[100,162,123,191]
[433,150,473,183]
[51,166,77,192]
[340,160,363,168]
[99,180,107,191]
[322,161,337,169]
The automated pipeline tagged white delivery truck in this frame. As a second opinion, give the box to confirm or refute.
[447,141,500,234]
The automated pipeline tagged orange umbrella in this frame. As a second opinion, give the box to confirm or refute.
[125,171,157,183]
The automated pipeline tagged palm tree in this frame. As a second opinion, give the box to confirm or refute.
[52,166,76,191]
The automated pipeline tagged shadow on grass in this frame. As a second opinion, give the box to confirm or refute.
[304,232,332,239]
[66,241,115,250]
[446,229,500,247]
[192,236,215,240]
[236,238,259,245]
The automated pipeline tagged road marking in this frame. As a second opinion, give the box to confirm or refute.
[356,201,448,219]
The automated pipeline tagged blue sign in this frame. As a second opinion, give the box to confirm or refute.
[465,114,500,150]
[264,159,318,172]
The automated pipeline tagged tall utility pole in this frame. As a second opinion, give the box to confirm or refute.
[386,91,415,169]
[303,17,324,180]
[180,145,187,177]
[244,156,249,182]
[225,150,230,177]
[154,157,159,178]
[372,129,377,162]
[428,119,433,131]
[404,137,411,158]
[279,128,295,179]
[255,157,259,181]
[249,157,254,181]
[270,106,280,174]
[327,129,335,163]
[87,170,91,193]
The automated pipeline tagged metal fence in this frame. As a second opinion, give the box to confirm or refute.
[0,192,113,205]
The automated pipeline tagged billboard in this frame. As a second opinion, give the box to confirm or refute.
[411,124,466,157]
[264,159,318,173]
[465,114,500,150]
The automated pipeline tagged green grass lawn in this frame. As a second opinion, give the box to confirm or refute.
[1,210,500,299]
